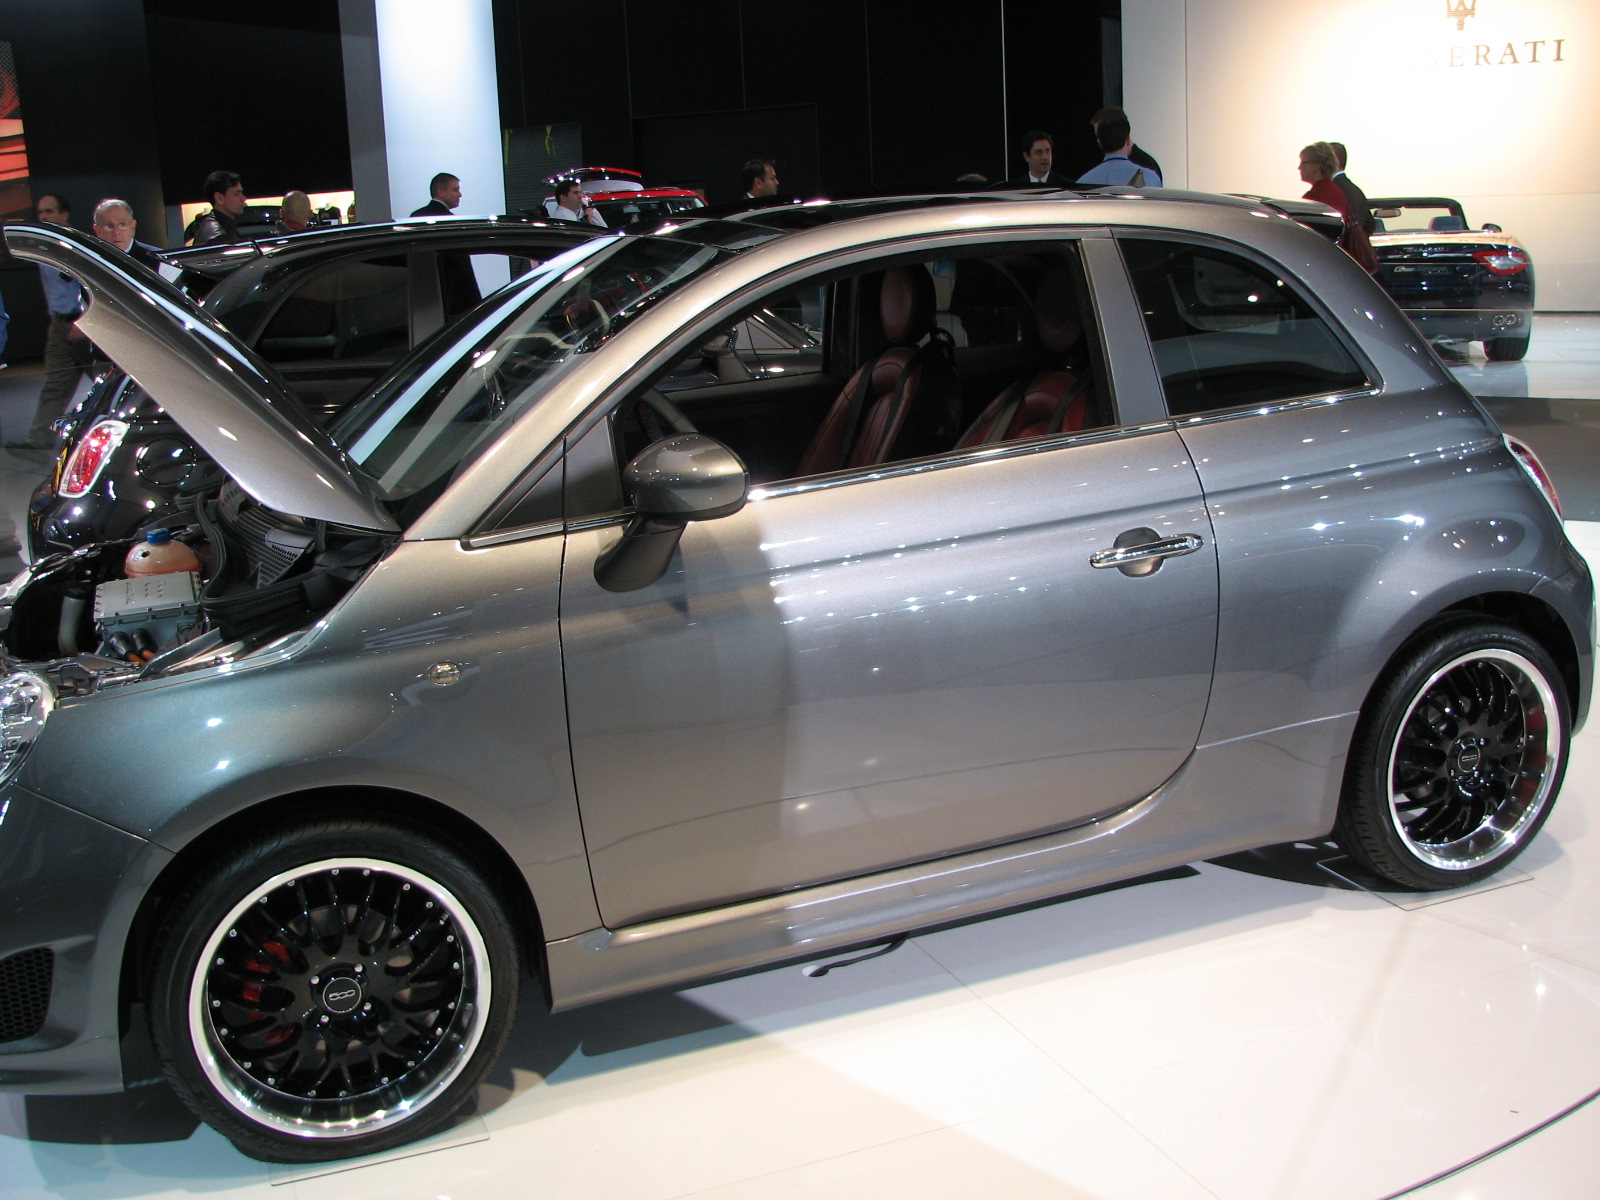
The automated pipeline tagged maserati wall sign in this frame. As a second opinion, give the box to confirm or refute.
[1430,1,1573,69]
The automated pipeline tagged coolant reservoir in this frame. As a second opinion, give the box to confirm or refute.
[124,528,201,577]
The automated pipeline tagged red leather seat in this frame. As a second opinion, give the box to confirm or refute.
[795,267,960,477]
[956,267,1091,449]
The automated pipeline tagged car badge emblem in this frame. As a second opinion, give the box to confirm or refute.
[1446,0,1476,31]
[320,976,364,1014]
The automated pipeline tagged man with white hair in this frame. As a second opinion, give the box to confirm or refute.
[92,199,164,271]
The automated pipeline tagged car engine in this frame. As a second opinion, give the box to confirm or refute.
[0,482,393,693]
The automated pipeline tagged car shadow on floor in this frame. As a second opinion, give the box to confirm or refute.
[1207,838,1368,890]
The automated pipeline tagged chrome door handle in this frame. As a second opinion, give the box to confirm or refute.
[1090,530,1203,577]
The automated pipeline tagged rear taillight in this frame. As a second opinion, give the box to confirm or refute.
[59,420,129,498]
[1473,248,1530,276]
[1505,434,1561,519]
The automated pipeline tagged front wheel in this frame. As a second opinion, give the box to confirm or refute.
[1335,620,1568,890]
[148,818,521,1162]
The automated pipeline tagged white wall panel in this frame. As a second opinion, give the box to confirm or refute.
[372,0,505,223]
[1125,0,1600,309]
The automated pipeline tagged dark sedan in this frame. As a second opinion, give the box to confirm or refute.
[29,217,603,558]
[1369,196,1534,361]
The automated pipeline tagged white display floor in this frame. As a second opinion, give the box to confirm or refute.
[1,321,1598,1197]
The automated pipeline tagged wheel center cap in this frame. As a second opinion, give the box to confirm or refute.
[1451,741,1484,775]
[320,975,365,1015]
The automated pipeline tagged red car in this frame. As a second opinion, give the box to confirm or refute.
[540,166,705,228]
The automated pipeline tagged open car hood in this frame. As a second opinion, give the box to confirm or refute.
[2,221,397,534]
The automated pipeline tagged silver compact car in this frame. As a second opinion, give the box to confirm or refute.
[0,194,1590,1163]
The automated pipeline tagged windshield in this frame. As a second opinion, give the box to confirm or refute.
[331,236,726,505]
[1373,202,1468,234]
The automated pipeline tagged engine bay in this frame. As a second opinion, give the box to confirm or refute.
[0,483,393,691]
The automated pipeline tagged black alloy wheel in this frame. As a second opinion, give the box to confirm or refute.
[1337,620,1568,890]
[148,818,520,1162]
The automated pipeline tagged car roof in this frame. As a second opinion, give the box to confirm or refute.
[164,215,601,279]
[634,187,1347,248]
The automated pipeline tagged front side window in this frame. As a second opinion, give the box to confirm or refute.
[1119,237,1369,416]
[606,241,1109,495]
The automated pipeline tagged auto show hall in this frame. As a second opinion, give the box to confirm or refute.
[0,319,1595,1199]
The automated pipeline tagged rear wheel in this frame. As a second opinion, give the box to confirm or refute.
[1336,620,1567,890]
[1485,335,1530,361]
[148,818,520,1162]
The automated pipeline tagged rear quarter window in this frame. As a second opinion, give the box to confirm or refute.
[256,255,410,364]
[1119,237,1369,416]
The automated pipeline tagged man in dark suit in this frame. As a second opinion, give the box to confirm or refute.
[1329,143,1375,235]
[1005,130,1069,187]
[411,173,461,217]
[92,199,165,271]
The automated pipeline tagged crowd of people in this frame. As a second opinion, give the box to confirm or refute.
[4,170,343,447]
[2,119,1380,447]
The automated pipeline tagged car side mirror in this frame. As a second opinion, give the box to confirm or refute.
[1482,222,1503,233]
[594,433,749,592]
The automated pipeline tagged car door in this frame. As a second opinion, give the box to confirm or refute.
[557,235,1220,928]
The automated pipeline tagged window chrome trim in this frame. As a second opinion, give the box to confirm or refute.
[746,419,1181,502]
[463,519,566,549]
[1169,385,1384,429]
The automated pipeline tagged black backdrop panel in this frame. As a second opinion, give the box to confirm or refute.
[1004,3,1114,181]
[635,105,819,204]
[494,0,1111,202]
[624,0,743,118]
[143,4,351,204]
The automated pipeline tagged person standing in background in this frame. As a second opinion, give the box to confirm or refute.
[1077,111,1163,187]
[1328,142,1375,236]
[550,178,606,227]
[1299,141,1377,274]
[185,171,248,245]
[1090,108,1163,183]
[1008,131,1068,186]
[741,159,780,199]
[275,191,314,234]
[411,173,460,217]
[92,199,164,271]
[12,193,90,449]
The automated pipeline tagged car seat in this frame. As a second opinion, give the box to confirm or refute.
[956,266,1091,448]
[794,266,961,477]
[1429,215,1466,232]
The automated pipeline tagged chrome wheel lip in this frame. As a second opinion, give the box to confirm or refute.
[1385,648,1561,873]
[186,856,493,1141]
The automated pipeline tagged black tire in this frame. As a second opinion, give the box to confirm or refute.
[1485,335,1530,362]
[147,817,521,1162]
[1336,619,1568,890]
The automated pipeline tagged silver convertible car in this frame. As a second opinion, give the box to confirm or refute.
[0,192,1591,1162]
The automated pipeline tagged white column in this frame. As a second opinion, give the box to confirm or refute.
[341,0,506,223]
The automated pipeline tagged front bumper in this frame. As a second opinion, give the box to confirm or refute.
[0,786,169,1093]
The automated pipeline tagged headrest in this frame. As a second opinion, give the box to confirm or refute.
[881,266,935,344]
[1035,266,1082,354]
[1430,215,1466,232]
